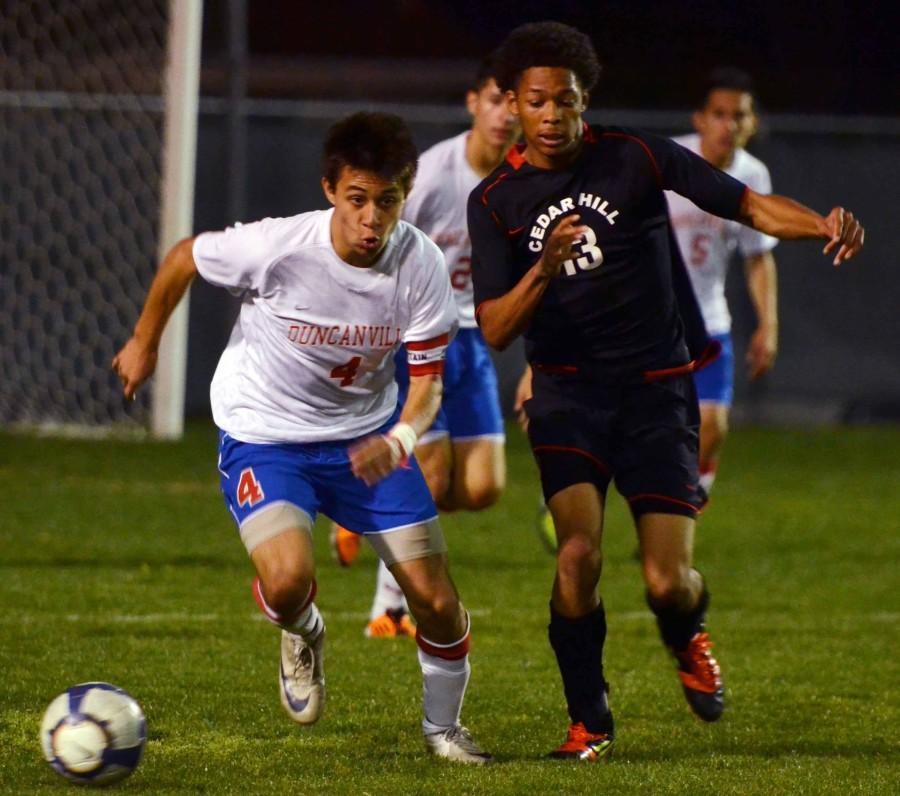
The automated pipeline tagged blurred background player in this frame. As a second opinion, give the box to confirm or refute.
[112,112,492,764]
[331,57,520,638]
[667,67,778,494]
[471,21,863,761]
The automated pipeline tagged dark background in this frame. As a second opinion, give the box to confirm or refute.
[200,0,898,113]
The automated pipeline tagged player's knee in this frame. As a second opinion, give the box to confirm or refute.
[557,534,602,579]
[643,563,692,607]
[259,566,313,616]
[457,480,503,511]
[408,584,460,629]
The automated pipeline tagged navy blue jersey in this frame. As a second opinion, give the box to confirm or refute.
[468,125,747,382]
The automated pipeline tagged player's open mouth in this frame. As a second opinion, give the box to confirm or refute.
[360,237,380,250]
[538,133,566,148]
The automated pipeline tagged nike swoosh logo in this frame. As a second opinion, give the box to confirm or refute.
[294,304,310,310]
[280,663,311,712]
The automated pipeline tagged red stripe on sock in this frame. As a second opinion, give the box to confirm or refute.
[416,629,470,660]
[252,577,317,626]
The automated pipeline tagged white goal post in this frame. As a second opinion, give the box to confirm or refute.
[0,0,201,439]
[151,0,203,439]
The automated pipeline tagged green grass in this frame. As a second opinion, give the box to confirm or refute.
[1,422,898,794]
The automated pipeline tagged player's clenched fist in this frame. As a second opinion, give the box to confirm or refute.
[349,434,402,486]
[112,338,157,401]
[821,206,864,266]
[538,214,591,278]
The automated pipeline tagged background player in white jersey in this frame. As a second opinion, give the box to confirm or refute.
[111,113,492,764]
[331,59,520,638]
[667,68,778,493]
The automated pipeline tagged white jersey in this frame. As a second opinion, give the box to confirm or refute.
[666,133,778,335]
[193,209,457,444]
[402,131,481,328]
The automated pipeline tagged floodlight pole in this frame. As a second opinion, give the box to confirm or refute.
[152,0,203,439]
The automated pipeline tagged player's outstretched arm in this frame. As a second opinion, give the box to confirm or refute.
[478,215,589,350]
[738,190,865,266]
[349,373,444,487]
[112,237,198,400]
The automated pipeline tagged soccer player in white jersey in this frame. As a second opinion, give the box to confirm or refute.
[667,68,778,493]
[331,59,519,639]
[111,113,492,764]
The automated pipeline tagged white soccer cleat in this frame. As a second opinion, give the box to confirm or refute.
[424,724,494,765]
[279,629,325,725]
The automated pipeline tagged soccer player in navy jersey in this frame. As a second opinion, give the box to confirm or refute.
[469,22,864,760]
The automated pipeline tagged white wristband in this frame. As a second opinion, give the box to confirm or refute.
[387,422,418,458]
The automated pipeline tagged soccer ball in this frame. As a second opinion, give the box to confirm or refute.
[40,682,146,786]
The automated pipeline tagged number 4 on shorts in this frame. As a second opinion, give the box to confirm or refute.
[237,467,265,507]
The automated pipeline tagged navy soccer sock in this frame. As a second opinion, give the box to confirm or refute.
[548,602,614,735]
[647,583,710,651]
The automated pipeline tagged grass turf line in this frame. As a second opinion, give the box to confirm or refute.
[1,422,898,794]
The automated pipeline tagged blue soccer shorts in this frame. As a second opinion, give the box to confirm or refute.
[693,332,733,406]
[395,327,505,443]
[216,419,438,545]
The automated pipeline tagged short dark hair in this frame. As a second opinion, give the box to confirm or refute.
[472,52,499,92]
[322,112,418,195]
[492,21,601,94]
[697,67,756,109]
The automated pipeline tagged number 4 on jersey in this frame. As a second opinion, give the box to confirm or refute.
[330,356,362,386]
[237,467,265,508]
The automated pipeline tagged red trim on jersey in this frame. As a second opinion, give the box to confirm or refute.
[505,144,527,170]
[582,122,598,144]
[507,224,525,237]
[408,361,445,377]
[416,629,470,660]
[405,333,450,351]
[532,444,611,476]
[626,493,699,514]
[480,170,512,205]
[600,131,663,187]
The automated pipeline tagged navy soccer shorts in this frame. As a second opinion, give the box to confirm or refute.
[525,369,704,518]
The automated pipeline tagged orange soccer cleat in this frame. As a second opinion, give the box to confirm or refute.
[329,523,362,567]
[671,631,724,722]
[549,722,614,761]
[365,608,416,638]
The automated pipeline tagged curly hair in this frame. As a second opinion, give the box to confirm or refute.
[322,112,418,195]
[493,21,601,94]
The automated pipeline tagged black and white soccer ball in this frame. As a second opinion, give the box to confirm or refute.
[40,682,146,786]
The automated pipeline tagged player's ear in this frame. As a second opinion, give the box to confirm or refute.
[466,89,478,117]
[692,110,704,133]
[505,90,519,116]
[581,90,590,112]
[321,176,336,206]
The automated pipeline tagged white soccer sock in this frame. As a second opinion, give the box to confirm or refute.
[699,459,719,493]
[418,649,471,734]
[368,559,407,619]
[285,601,324,641]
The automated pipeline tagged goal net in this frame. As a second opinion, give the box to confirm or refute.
[0,0,199,437]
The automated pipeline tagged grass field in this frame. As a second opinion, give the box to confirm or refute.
[1,421,898,794]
